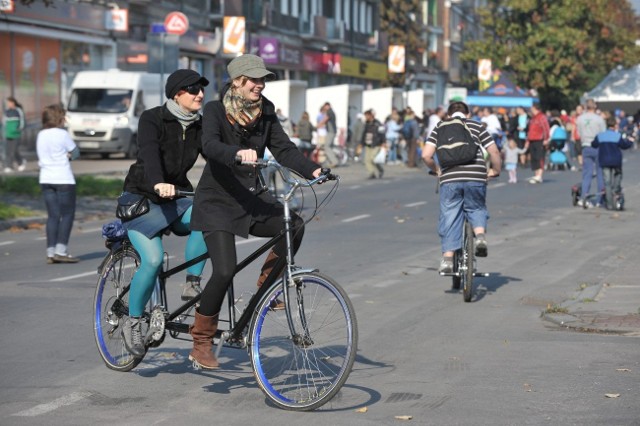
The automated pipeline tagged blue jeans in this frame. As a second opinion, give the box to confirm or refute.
[439,181,488,253]
[581,146,604,203]
[602,167,622,209]
[41,184,76,251]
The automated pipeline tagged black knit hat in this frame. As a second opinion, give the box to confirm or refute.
[165,69,209,99]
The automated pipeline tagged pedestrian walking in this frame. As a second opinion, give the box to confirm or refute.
[576,99,606,206]
[3,97,26,173]
[295,111,315,158]
[360,109,385,179]
[36,104,80,264]
[526,102,550,184]
[503,138,527,183]
[385,110,402,164]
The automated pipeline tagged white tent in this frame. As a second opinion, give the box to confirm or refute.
[584,64,640,114]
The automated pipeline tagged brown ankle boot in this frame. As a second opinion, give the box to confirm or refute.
[188,311,219,369]
[256,250,280,288]
[256,250,285,310]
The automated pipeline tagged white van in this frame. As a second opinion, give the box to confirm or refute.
[66,70,165,158]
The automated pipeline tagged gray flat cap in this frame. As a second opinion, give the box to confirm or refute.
[227,54,276,81]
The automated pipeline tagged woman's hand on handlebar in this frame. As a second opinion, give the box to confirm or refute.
[154,183,175,198]
[236,149,258,163]
[312,167,322,178]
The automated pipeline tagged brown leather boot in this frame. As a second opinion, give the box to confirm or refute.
[188,311,219,369]
[256,249,280,288]
[256,250,285,310]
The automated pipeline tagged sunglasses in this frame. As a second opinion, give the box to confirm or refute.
[182,84,204,95]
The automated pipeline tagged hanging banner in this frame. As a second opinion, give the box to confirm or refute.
[478,58,492,91]
[388,45,405,74]
[0,0,15,13]
[223,16,245,54]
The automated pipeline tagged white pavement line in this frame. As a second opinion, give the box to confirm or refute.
[492,182,506,188]
[237,237,266,245]
[538,221,549,227]
[51,271,97,282]
[12,391,92,417]
[405,201,427,208]
[342,214,371,223]
[349,185,362,190]
[78,227,103,234]
[35,236,46,241]
[0,241,15,246]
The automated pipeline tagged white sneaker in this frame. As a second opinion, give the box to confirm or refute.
[3,167,13,173]
[17,160,26,172]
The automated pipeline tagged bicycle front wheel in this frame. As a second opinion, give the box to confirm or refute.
[93,246,143,371]
[249,272,358,411]
[462,221,475,303]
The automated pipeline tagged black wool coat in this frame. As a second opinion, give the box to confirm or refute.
[191,95,320,237]
[123,105,202,204]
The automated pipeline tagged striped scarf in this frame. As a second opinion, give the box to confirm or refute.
[222,86,262,128]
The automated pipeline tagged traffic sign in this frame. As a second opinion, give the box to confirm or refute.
[164,11,189,36]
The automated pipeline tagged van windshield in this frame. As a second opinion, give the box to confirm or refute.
[67,89,134,113]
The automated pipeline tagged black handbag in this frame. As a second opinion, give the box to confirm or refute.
[116,193,150,221]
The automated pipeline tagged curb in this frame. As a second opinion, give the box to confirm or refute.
[541,284,639,336]
[0,216,47,232]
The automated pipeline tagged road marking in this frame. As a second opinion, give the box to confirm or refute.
[405,201,427,208]
[51,271,97,282]
[0,241,15,246]
[78,227,103,234]
[342,214,370,223]
[12,391,92,417]
[237,237,266,245]
[538,221,549,226]
[492,182,506,188]
[35,236,46,241]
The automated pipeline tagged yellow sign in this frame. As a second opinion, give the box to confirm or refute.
[340,56,387,81]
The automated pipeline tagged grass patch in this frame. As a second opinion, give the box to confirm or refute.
[545,304,569,314]
[0,201,38,220]
[0,175,123,197]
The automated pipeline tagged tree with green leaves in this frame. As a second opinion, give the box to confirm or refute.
[461,0,640,109]
[379,0,423,87]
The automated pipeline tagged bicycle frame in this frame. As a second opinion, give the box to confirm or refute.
[123,160,334,351]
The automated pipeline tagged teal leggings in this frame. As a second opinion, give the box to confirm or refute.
[127,206,206,317]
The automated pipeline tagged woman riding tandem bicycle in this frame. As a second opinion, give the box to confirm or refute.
[189,54,324,370]
[119,69,209,356]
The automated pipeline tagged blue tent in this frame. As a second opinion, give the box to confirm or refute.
[467,73,538,108]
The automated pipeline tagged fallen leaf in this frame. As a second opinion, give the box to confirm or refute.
[523,383,532,392]
[615,368,630,372]
[395,415,413,420]
[355,407,368,413]
[605,393,620,398]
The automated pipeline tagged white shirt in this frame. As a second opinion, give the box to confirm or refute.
[481,113,502,135]
[37,128,77,184]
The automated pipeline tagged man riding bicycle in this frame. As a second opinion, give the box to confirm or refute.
[421,101,501,274]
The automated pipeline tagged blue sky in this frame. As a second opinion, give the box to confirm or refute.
[631,0,640,14]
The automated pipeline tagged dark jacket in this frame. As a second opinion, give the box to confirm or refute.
[123,105,203,204]
[591,129,633,168]
[360,118,385,147]
[296,118,314,141]
[191,91,319,237]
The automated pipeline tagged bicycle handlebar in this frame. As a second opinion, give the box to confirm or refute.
[234,156,339,187]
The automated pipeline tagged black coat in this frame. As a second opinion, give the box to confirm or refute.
[191,94,319,237]
[123,105,202,204]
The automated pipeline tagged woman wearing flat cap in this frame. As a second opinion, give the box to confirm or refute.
[119,69,209,357]
[189,54,323,369]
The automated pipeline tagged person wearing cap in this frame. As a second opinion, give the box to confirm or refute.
[189,54,323,369]
[119,69,209,358]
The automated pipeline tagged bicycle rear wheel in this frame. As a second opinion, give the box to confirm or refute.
[451,249,461,290]
[462,221,475,303]
[249,272,358,411]
[93,246,144,371]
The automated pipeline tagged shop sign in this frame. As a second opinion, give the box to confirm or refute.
[223,16,245,54]
[302,51,341,74]
[279,45,302,69]
[106,9,128,32]
[258,37,279,64]
[340,56,387,81]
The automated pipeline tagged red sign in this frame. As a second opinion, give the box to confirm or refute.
[164,11,189,36]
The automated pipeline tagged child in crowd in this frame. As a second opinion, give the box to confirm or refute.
[591,116,633,210]
[503,137,527,183]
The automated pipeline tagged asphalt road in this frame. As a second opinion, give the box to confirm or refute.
[1,154,639,425]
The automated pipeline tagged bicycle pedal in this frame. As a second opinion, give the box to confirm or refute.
[192,360,202,370]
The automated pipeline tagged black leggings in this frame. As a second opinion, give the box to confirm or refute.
[198,214,305,316]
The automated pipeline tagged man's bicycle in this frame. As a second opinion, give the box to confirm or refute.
[93,161,358,411]
[439,218,489,302]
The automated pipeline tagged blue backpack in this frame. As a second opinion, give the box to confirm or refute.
[551,125,567,141]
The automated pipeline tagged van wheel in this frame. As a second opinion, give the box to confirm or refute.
[126,137,138,159]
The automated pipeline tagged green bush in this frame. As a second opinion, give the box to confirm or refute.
[0,201,38,220]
